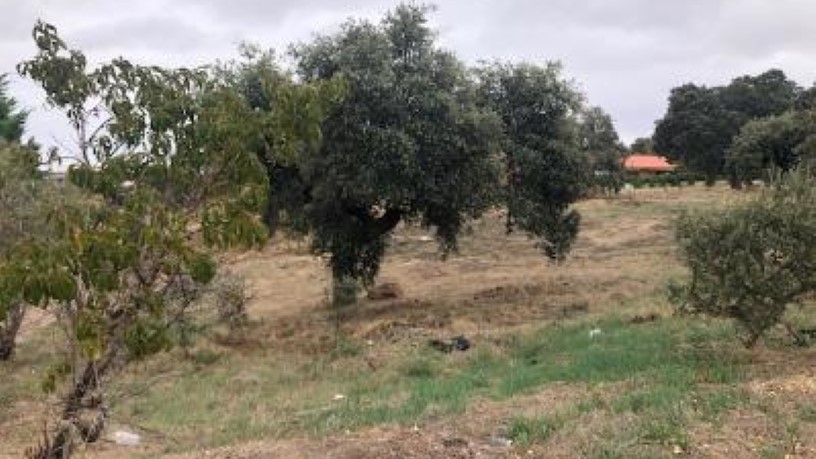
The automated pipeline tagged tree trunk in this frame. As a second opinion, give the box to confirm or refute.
[0,303,25,361]
[27,351,116,459]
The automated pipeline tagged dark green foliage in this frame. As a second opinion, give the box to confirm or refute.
[578,106,626,196]
[5,22,322,458]
[285,5,503,284]
[476,62,587,259]
[0,142,64,361]
[671,168,816,347]
[0,75,27,143]
[654,70,800,183]
[630,137,654,153]
[727,110,816,185]
[654,84,742,184]
[226,5,589,291]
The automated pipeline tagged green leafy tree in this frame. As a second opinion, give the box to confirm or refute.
[285,5,503,292]
[476,61,588,249]
[654,70,800,184]
[671,167,816,347]
[795,84,816,111]
[4,22,327,458]
[215,44,345,233]
[0,75,27,142]
[629,137,654,153]
[720,69,799,120]
[726,110,816,185]
[0,142,43,360]
[576,106,625,195]
[654,84,741,184]
[273,6,587,300]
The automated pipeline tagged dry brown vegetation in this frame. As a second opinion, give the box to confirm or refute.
[2,185,816,459]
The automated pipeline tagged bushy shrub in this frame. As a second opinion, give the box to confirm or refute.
[671,168,816,347]
[212,273,250,331]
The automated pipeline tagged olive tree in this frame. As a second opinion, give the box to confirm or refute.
[671,167,816,347]
[476,62,588,256]
[267,5,587,299]
[3,22,330,458]
[286,4,503,290]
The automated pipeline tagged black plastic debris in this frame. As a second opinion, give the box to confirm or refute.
[429,335,471,353]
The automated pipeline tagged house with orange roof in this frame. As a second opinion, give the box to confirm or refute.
[622,154,677,177]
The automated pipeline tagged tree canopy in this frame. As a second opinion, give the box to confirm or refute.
[476,62,588,248]
[0,75,27,143]
[251,5,589,289]
[2,21,332,457]
[653,69,800,183]
[727,110,816,185]
[575,105,625,195]
[629,137,654,153]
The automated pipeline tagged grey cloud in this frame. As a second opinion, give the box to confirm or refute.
[68,16,223,55]
[3,0,816,147]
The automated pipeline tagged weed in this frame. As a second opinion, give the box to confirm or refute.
[508,415,556,446]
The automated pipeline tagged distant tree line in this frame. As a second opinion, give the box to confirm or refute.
[651,69,816,185]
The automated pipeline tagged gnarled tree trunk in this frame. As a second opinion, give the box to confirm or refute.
[0,302,25,361]
[26,348,117,459]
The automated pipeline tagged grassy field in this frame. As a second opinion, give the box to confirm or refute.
[2,184,815,459]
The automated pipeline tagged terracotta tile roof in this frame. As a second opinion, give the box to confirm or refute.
[623,154,676,172]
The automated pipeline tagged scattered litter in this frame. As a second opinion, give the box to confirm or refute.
[429,335,471,353]
[589,328,602,339]
[630,313,660,324]
[111,430,141,447]
[333,394,346,401]
[366,340,374,346]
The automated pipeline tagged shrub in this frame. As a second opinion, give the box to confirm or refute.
[671,167,816,347]
[212,273,250,331]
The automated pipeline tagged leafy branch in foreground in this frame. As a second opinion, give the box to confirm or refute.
[3,21,331,458]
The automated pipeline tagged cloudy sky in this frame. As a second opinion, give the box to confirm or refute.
[2,0,816,150]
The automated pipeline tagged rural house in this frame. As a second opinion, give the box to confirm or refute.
[622,154,676,177]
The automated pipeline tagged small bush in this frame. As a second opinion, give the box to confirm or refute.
[212,273,250,331]
[671,168,816,347]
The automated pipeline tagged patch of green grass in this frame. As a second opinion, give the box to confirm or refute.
[497,316,742,397]
[695,387,748,422]
[611,385,686,414]
[401,354,438,379]
[107,316,751,453]
[508,415,556,446]
[760,445,785,459]
[635,410,689,448]
[799,405,816,423]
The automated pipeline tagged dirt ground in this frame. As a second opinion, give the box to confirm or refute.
[7,185,815,459]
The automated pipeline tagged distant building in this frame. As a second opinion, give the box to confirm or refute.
[622,154,676,177]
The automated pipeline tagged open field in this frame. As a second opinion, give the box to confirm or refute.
[2,184,816,459]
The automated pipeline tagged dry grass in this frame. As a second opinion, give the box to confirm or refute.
[4,184,816,459]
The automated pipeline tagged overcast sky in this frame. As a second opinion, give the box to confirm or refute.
[3,0,816,150]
